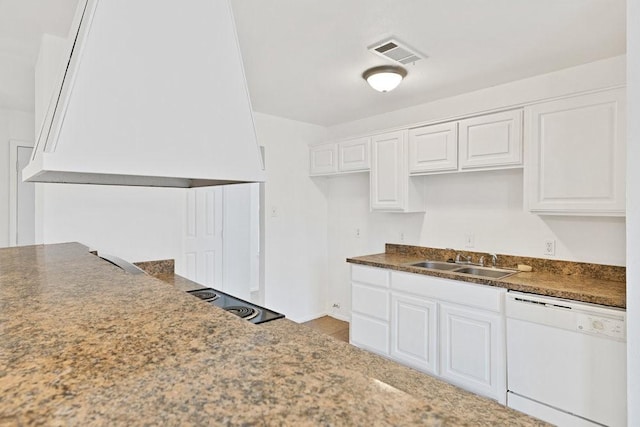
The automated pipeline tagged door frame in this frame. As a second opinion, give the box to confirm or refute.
[9,140,34,247]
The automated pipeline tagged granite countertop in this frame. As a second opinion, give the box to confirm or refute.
[347,245,626,308]
[0,243,546,426]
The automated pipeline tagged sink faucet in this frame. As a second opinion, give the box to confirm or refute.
[479,253,498,267]
[455,253,472,264]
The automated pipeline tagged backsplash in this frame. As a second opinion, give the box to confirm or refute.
[386,244,626,283]
[134,259,174,277]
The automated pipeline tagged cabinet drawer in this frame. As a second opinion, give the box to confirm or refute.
[352,283,390,321]
[391,271,505,312]
[350,313,389,356]
[351,265,389,288]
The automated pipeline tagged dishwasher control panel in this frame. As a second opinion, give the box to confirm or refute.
[576,314,625,339]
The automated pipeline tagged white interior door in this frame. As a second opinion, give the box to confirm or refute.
[9,141,35,246]
[183,187,223,287]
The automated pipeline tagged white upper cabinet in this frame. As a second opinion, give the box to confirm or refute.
[309,137,370,176]
[459,109,523,170]
[525,88,626,216]
[309,144,338,175]
[409,122,458,173]
[339,137,370,172]
[371,130,425,212]
[408,109,523,175]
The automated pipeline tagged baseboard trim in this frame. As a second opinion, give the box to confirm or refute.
[291,312,328,323]
[328,312,350,323]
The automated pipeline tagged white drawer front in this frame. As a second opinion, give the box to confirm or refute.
[391,271,504,312]
[351,264,389,288]
[352,282,390,321]
[350,313,389,356]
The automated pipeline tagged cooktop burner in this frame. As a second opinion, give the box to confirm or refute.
[188,289,219,301]
[224,305,260,320]
[185,287,284,324]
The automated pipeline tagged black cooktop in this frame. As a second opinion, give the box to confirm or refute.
[186,288,284,324]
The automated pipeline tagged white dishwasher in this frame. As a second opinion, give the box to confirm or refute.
[506,291,626,427]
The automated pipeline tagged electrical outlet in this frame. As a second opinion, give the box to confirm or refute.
[464,234,475,248]
[355,228,360,238]
[332,303,341,309]
[271,206,278,217]
[544,239,556,256]
[400,232,405,242]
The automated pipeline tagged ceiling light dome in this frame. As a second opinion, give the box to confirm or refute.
[362,65,407,92]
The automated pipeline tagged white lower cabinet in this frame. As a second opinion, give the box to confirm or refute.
[439,302,505,403]
[351,313,390,355]
[350,265,390,356]
[391,293,438,374]
[350,264,507,403]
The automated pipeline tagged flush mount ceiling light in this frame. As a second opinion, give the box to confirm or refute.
[362,65,407,92]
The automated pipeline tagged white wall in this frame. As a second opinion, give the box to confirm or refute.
[222,183,258,300]
[40,184,185,262]
[323,56,627,319]
[0,109,35,247]
[626,1,639,424]
[254,112,329,322]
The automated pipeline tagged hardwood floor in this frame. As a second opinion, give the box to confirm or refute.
[302,316,349,343]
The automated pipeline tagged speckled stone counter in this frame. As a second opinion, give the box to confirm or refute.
[0,243,547,426]
[347,244,626,308]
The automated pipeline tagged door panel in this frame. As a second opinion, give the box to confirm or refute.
[184,187,223,288]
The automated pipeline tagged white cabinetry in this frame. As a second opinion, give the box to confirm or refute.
[350,265,390,356]
[339,137,370,172]
[458,109,523,170]
[408,109,522,176]
[391,293,437,374]
[525,88,626,216]
[408,122,458,173]
[439,302,503,400]
[371,130,425,212]
[309,144,337,175]
[309,137,370,176]
[350,264,507,403]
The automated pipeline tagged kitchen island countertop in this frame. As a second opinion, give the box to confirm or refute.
[0,243,545,426]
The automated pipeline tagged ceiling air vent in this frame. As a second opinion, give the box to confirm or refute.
[368,38,426,65]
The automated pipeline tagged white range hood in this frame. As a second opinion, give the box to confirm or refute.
[23,0,265,188]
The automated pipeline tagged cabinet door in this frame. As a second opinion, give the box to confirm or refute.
[370,130,424,212]
[309,143,337,175]
[459,109,523,170]
[371,131,406,211]
[439,303,506,403]
[525,89,626,216]
[391,293,438,374]
[409,122,458,173]
[339,137,370,172]
[350,313,390,356]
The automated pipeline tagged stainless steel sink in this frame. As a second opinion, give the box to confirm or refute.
[409,261,460,271]
[407,260,518,279]
[453,267,516,279]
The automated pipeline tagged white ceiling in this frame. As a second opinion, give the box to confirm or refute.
[0,0,626,123]
[230,0,626,126]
